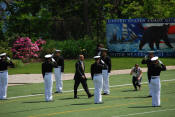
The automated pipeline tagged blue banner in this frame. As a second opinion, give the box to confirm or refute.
[106,18,175,57]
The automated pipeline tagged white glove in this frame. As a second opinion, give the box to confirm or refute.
[52,58,55,62]
[7,57,11,61]
[97,52,101,56]
[101,60,105,64]
[158,60,163,64]
[144,55,148,59]
[51,54,54,57]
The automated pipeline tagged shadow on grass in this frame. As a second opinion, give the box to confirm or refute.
[8,83,31,85]
[78,94,88,96]
[59,97,75,100]
[23,100,46,103]
[0,101,72,115]
[71,102,93,105]
[122,89,136,92]
[128,106,153,108]
[59,97,88,100]
[124,96,149,99]
[31,93,43,95]
[0,105,67,115]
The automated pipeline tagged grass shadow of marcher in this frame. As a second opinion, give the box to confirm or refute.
[23,100,46,103]
[124,96,150,99]
[128,106,153,108]
[122,89,136,92]
[71,102,93,105]
[59,97,75,100]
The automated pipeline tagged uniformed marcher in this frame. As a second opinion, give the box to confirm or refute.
[0,53,14,100]
[91,56,106,104]
[42,54,57,102]
[100,48,111,95]
[141,51,154,97]
[74,55,93,99]
[130,64,143,91]
[53,50,64,93]
[150,56,166,107]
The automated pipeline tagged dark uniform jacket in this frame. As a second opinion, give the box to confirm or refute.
[141,58,153,73]
[53,56,64,72]
[141,58,154,81]
[42,61,57,78]
[150,63,166,76]
[91,62,106,79]
[0,59,14,71]
[101,56,111,73]
[74,60,85,80]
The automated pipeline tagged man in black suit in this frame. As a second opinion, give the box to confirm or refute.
[74,54,93,99]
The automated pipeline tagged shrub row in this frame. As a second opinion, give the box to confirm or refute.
[41,39,97,59]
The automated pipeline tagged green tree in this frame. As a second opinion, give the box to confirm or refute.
[3,0,175,42]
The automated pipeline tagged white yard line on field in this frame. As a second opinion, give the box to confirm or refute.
[113,108,175,117]
[7,79,175,100]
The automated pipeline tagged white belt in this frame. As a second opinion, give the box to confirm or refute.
[94,74,102,76]
[0,70,7,73]
[151,76,159,79]
[45,72,51,75]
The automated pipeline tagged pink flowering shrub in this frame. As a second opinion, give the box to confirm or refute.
[11,37,46,59]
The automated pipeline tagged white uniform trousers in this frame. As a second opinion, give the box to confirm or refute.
[54,67,63,92]
[150,76,161,106]
[0,70,8,99]
[44,73,53,101]
[102,70,110,94]
[93,74,103,104]
[148,81,152,96]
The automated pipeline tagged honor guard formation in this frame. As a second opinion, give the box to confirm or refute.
[0,48,167,106]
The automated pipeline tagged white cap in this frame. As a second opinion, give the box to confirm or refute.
[55,50,61,52]
[151,56,159,61]
[147,51,155,53]
[0,53,6,57]
[100,48,108,51]
[44,54,52,58]
[93,56,101,59]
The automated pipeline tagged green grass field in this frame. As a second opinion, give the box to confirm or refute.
[8,57,175,74]
[0,70,175,117]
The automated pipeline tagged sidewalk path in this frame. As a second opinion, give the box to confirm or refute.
[8,66,175,86]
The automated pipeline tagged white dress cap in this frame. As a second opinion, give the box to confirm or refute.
[45,54,52,58]
[147,51,155,53]
[100,48,108,51]
[55,50,61,52]
[0,53,6,57]
[151,56,159,61]
[93,56,101,59]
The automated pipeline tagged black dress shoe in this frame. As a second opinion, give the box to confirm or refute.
[88,95,94,98]
[147,95,152,97]
[153,106,161,107]
[95,102,104,104]
[55,91,62,93]
[102,93,109,95]
[0,98,8,100]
